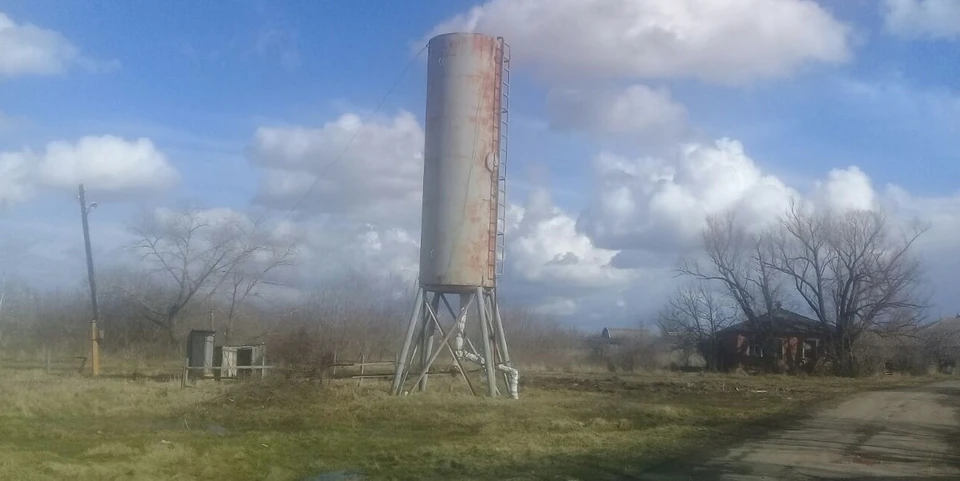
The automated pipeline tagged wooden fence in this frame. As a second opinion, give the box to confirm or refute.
[331,351,397,386]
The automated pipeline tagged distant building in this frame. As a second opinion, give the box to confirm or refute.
[714,307,823,373]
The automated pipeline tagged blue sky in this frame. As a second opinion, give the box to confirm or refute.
[4,0,956,200]
[2,0,960,325]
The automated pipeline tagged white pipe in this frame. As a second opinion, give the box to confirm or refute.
[496,364,519,399]
[462,351,484,366]
[454,315,467,355]
[453,343,519,399]
[449,293,519,399]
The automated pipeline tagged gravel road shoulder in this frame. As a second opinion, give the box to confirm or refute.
[642,380,960,480]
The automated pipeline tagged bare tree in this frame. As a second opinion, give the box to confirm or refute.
[658,281,735,370]
[0,276,43,352]
[124,208,277,343]
[679,212,784,371]
[270,273,410,374]
[919,315,960,373]
[770,202,928,375]
[220,232,299,343]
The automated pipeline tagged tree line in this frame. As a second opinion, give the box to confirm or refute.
[0,207,594,371]
[658,201,952,376]
[2,203,953,377]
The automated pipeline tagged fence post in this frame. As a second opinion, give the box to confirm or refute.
[332,348,338,379]
[260,348,267,380]
[181,357,189,389]
[45,350,51,375]
[358,351,365,387]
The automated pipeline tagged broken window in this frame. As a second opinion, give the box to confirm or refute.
[802,339,819,359]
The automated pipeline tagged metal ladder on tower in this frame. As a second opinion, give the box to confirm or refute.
[489,39,510,282]
[495,41,510,277]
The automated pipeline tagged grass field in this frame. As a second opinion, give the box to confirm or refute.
[0,367,942,481]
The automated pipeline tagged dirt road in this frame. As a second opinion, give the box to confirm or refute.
[644,381,960,480]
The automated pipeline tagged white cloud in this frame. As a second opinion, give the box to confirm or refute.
[426,0,850,84]
[577,138,797,252]
[546,84,687,145]
[508,188,633,289]
[883,186,960,253]
[532,298,577,317]
[0,214,133,285]
[249,111,424,227]
[0,12,116,77]
[282,219,420,287]
[35,135,178,193]
[811,166,877,212]
[884,0,960,39]
[0,135,177,204]
[556,134,960,322]
[0,151,34,205]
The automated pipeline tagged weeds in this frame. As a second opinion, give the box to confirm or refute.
[0,368,941,481]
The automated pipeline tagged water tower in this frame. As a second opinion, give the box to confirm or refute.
[391,32,518,399]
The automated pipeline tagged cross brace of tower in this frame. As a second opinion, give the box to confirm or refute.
[391,286,518,399]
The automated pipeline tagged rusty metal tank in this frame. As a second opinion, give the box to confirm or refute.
[419,33,506,291]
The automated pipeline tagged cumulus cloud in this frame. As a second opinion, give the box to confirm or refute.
[249,111,424,226]
[546,84,687,145]
[426,0,850,84]
[577,138,797,252]
[811,166,877,212]
[884,0,960,39]
[0,152,34,205]
[0,136,177,204]
[0,12,117,77]
[35,135,178,193]
[280,219,420,287]
[508,188,633,289]
[554,134,960,322]
[883,187,960,258]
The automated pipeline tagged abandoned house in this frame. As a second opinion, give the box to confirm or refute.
[714,307,823,373]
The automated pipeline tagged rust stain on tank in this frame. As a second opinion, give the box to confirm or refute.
[465,199,483,224]
[419,33,503,288]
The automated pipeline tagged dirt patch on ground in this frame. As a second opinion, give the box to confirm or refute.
[641,381,960,480]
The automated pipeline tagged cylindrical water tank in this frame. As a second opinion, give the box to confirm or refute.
[419,33,504,291]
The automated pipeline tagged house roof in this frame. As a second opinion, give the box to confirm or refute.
[922,315,960,332]
[720,307,823,336]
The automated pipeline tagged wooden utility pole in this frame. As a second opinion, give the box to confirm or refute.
[78,184,101,377]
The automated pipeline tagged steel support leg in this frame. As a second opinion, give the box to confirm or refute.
[492,292,513,369]
[418,293,439,392]
[392,287,423,395]
[476,287,497,397]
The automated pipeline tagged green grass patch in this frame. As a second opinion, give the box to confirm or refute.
[0,368,941,480]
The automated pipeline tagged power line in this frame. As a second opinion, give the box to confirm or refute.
[280,44,428,222]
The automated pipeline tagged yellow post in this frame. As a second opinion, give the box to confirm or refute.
[91,319,100,376]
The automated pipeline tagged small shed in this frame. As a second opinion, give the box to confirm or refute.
[186,330,215,378]
[215,343,267,380]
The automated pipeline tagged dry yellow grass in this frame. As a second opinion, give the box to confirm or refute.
[0,367,942,480]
